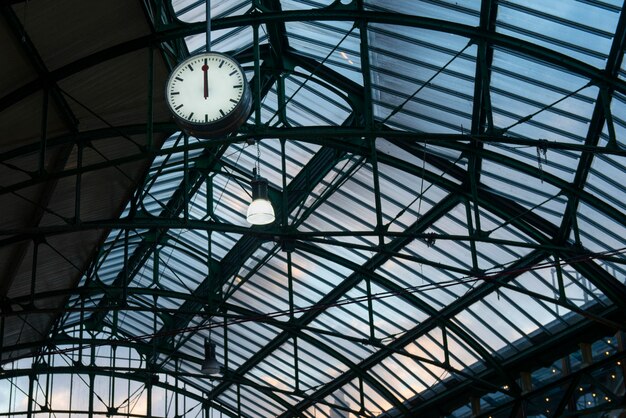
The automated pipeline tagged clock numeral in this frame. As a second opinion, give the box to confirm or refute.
[175,104,184,110]
[175,76,183,81]
[228,70,237,76]
[233,85,243,88]
[229,99,238,103]
[205,114,208,122]
[171,92,180,95]
[220,109,226,117]
[189,112,194,120]
[187,64,194,71]
[219,60,225,68]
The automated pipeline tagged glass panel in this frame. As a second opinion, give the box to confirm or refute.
[366,0,480,26]
[286,20,363,86]
[496,0,619,68]
[369,25,475,133]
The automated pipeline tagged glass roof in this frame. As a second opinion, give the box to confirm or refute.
[1,0,626,417]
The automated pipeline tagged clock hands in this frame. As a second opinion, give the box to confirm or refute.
[202,59,209,99]
[166,52,251,138]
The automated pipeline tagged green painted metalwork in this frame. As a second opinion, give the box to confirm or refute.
[2,2,626,417]
[556,4,626,246]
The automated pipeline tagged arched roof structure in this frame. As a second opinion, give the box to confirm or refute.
[0,1,625,417]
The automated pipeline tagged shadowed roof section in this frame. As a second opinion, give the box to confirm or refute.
[0,0,173,362]
[0,1,625,417]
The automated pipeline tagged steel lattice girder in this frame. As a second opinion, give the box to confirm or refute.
[2,2,626,418]
[4,9,626,114]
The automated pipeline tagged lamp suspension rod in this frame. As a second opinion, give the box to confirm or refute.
[206,0,211,52]
[256,139,261,176]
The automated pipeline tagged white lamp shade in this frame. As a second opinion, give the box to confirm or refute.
[201,341,222,376]
[200,357,221,376]
[247,198,275,225]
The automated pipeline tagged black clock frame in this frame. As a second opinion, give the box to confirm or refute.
[165,52,252,139]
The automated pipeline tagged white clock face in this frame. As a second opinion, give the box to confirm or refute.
[166,53,246,125]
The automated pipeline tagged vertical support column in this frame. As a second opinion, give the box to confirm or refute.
[294,334,300,393]
[580,343,593,366]
[365,274,375,342]
[475,40,494,135]
[175,360,179,417]
[0,314,4,363]
[183,133,190,221]
[509,400,524,418]
[75,140,83,223]
[110,346,117,414]
[570,201,582,247]
[183,382,188,417]
[207,176,214,220]
[154,0,162,31]
[600,87,617,149]
[520,371,532,394]
[442,326,450,366]
[237,383,241,417]
[277,76,288,124]
[617,331,626,390]
[147,44,154,151]
[153,246,160,286]
[359,11,384,253]
[358,6,373,130]
[281,139,288,229]
[126,348,131,416]
[88,340,96,417]
[79,296,85,365]
[363,9,381,345]
[252,18,263,188]
[359,377,365,414]
[362,10,384,341]
[39,87,49,175]
[470,397,481,416]
[465,199,479,272]
[146,374,153,418]
[8,364,14,414]
[551,355,577,417]
[469,37,492,238]
[30,241,39,307]
[561,356,577,412]
[69,365,74,415]
[88,372,95,418]
[369,138,384,248]
[152,294,158,367]
[287,248,299,389]
[287,251,294,321]
[27,371,35,417]
[205,0,211,51]
[123,229,129,308]
[223,313,229,374]
[44,353,51,412]
[253,23,261,126]
[554,255,567,304]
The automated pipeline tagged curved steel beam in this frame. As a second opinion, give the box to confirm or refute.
[222,305,410,416]
[3,9,626,114]
[0,364,238,417]
[556,3,626,244]
[3,133,625,245]
[178,10,626,93]
[203,193,467,412]
[282,245,547,417]
[2,125,624,170]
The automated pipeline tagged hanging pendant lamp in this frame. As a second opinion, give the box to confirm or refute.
[200,339,222,376]
[246,168,275,225]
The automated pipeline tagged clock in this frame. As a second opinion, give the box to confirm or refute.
[165,52,252,138]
